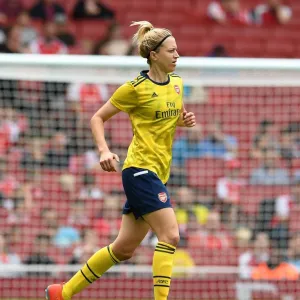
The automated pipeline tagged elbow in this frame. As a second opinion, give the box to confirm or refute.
[90,115,96,126]
[90,114,103,126]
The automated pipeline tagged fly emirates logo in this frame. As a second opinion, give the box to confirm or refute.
[155,101,180,119]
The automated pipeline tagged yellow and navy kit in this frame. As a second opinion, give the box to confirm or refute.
[110,70,183,183]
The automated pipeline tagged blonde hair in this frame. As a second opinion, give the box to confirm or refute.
[130,21,172,62]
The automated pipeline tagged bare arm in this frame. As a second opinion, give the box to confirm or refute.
[90,101,121,172]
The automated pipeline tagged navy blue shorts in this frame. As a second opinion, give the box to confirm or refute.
[122,167,171,219]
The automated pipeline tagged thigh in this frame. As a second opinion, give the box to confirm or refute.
[143,207,179,242]
[112,213,150,254]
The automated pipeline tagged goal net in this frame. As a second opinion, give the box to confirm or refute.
[0,54,300,300]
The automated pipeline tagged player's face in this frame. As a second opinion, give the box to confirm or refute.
[156,36,179,73]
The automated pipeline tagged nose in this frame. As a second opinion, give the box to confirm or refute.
[174,50,180,59]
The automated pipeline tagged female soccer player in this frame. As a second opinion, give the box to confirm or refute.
[46,20,196,300]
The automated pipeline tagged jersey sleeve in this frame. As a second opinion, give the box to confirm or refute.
[110,82,137,113]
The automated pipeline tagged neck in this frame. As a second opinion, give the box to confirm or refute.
[147,66,168,83]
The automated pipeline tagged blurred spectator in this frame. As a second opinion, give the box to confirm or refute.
[207,0,252,25]
[271,177,300,235]
[29,0,66,22]
[6,193,32,226]
[72,0,115,20]
[208,44,229,57]
[84,148,100,170]
[172,248,195,278]
[251,119,279,159]
[20,137,44,170]
[189,211,232,249]
[253,0,292,25]
[172,125,206,167]
[178,187,210,226]
[287,233,300,272]
[93,191,122,242]
[69,229,99,264]
[0,233,21,278]
[56,174,77,202]
[79,39,95,55]
[79,172,103,200]
[202,120,238,159]
[93,22,130,55]
[0,0,24,21]
[21,170,44,207]
[53,226,80,248]
[171,125,205,186]
[286,122,300,162]
[40,208,59,239]
[0,157,19,199]
[0,107,26,145]
[23,234,55,273]
[235,227,252,249]
[217,159,244,227]
[23,234,54,264]
[16,11,38,48]
[67,200,90,230]
[28,21,68,54]
[174,187,210,244]
[250,148,290,185]
[55,16,76,47]
[252,247,298,280]
[239,232,270,279]
[66,81,108,119]
[44,132,70,168]
[279,127,299,166]
[0,25,22,53]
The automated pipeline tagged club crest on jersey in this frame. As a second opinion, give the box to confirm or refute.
[174,85,180,94]
[158,192,167,203]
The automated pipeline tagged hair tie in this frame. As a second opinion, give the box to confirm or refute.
[147,34,171,59]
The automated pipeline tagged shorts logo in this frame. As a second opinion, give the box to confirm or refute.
[158,192,167,203]
[174,85,180,94]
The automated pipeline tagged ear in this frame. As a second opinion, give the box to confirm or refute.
[150,50,158,61]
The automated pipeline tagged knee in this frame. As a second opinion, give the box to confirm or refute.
[111,243,135,261]
[159,233,180,248]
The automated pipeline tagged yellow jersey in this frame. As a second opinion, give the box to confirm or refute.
[110,70,183,183]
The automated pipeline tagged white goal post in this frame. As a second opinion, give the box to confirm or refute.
[0,54,300,86]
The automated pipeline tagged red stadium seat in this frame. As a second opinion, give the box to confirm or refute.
[291,159,300,172]
[234,40,266,58]
[131,0,159,12]
[22,0,36,9]
[75,20,112,41]
[188,246,239,266]
[264,40,296,58]
[69,155,85,175]
[95,171,123,193]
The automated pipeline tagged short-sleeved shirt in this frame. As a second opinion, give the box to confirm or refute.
[110,70,183,183]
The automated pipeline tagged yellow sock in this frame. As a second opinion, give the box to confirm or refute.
[62,244,120,300]
[152,242,176,300]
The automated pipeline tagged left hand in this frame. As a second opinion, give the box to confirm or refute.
[183,110,196,127]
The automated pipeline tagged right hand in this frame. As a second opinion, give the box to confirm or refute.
[100,151,120,172]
